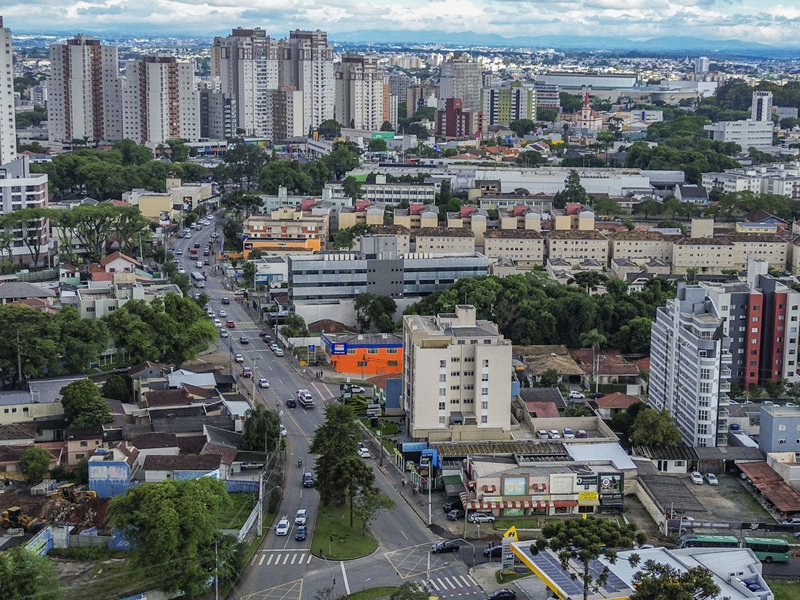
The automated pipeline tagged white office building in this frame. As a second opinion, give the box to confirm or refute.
[48,35,122,144]
[0,157,52,266]
[751,91,773,123]
[702,160,800,200]
[695,56,710,73]
[122,57,200,146]
[649,283,732,448]
[211,28,280,137]
[704,120,774,150]
[403,305,512,441]
[0,17,16,165]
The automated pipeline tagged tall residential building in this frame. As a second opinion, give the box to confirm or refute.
[752,91,774,122]
[402,305,512,441]
[122,57,200,146]
[281,30,335,133]
[481,82,536,127]
[48,35,122,144]
[0,18,16,165]
[0,157,51,266]
[211,28,280,137]
[439,53,483,111]
[264,87,304,141]
[436,98,483,138]
[200,90,237,139]
[533,81,560,112]
[335,55,385,131]
[649,259,800,448]
[695,56,710,73]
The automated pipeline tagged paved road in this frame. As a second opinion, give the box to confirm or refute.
[173,221,499,600]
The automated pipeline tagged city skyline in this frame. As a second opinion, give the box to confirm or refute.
[2,0,799,48]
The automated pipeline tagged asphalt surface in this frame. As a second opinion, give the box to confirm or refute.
[173,221,491,600]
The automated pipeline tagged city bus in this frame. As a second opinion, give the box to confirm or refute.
[677,534,740,549]
[191,272,205,288]
[743,538,790,563]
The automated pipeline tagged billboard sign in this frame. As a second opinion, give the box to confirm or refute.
[332,343,347,355]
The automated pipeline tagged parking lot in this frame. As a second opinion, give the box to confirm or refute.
[640,470,773,525]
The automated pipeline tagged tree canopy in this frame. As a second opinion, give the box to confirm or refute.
[17,446,53,483]
[242,404,281,452]
[531,517,646,600]
[0,547,63,600]
[60,379,112,429]
[108,477,231,598]
[629,407,682,446]
[630,560,720,600]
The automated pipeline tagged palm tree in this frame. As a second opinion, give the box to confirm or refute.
[579,328,607,394]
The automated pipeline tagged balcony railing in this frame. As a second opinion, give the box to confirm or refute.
[721,352,733,364]
[719,381,731,392]
[721,367,732,378]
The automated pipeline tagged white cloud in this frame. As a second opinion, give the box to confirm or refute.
[1,0,797,46]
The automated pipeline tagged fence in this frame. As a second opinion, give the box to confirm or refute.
[30,479,59,496]
[16,269,57,282]
[69,534,112,548]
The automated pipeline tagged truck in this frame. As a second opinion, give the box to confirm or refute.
[297,389,314,408]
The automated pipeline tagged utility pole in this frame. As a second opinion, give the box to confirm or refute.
[214,537,219,600]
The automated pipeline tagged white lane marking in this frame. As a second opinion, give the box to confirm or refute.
[466,576,477,585]
[291,553,297,564]
[427,580,440,591]
[340,561,350,595]
[307,554,313,564]
[444,577,457,590]
[266,554,274,565]
[282,553,290,565]
[258,554,266,566]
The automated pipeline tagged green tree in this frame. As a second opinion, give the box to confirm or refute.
[108,478,231,598]
[380,121,394,132]
[579,328,607,392]
[0,546,63,600]
[539,368,560,388]
[17,446,53,483]
[509,119,536,137]
[333,223,372,250]
[242,261,257,287]
[764,377,788,398]
[367,138,388,153]
[530,517,646,600]
[559,92,584,113]
[170,272,191,295]
[224,141,268,190]
[242,404,281,452]
[103,373,131,403]
[259,160,314,195]
[594,197,622,217]
[630,560,719,600]
[353,486,395,534]
[317,119,342,140]
[662,196,682,219]
[282,313,308,338]
[630,408,682,446]
[60,379,112,429]
[571,271,608,294]
[537,108,558,122]
[342,176,364,201]
[309,403,364,507]
[54,306,109,372]
[74,457,89,485]
[322,142,361,180]
[633,199,664,219]
[562,169,588,205]
[166,139,189,162]
[112,139,154,166]
[615,317,653,355]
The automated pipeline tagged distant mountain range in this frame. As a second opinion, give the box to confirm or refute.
[330,30,800,56]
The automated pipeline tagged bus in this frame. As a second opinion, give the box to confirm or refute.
[743,538,790,563]
[677,534,740,549]
[191,272,205,288]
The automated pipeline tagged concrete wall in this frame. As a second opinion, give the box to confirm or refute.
[426,425,511,442]
[528,417,618,442]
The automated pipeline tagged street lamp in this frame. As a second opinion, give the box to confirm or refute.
[251,360,259,399]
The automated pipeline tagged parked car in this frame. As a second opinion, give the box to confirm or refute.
[562,427,575,439]
[468,512,496,524]
[536,429,549,439]
[242,367,252,378]
[259,378,270,388]
[294,525,307,541]
[275,518,290,536]
[294,509,308,526]
[431,541,460,554]
[270,342,279,351]
[575,429,588,438]
[590,392,604,399]
[234,353,244,363]
[483,545,504,558]
[568,391,586,400]
[705,473,719,486]
[344,384,365,394]
[548,429,561,439]
[442,500,464,513]
[690,471,704,485]
[783,517,800,525]
[447,509,465,521]
[487,590,516,600]
[358,447,371,459]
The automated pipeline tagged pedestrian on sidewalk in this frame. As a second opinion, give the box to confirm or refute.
[402,480,406,488]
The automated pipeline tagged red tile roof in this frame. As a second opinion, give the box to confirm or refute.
[593,392,641,410]
[201,443,238,466]
[100,250,141,268]
[524,401,560,419]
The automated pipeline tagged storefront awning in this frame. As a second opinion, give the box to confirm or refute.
[552,500,578,508]
[578,499,600,507]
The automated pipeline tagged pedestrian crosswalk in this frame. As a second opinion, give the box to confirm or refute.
[423,575,481,597]
[250,551,313,567]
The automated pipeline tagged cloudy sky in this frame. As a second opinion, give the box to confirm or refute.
[2,0,798,45]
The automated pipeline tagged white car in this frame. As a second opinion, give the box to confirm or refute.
[536,429,549,439]
[219,328,229,338]
[705,473,718,486]
[568,391,586,400]
[358,447,371,458]
[279,425,287,437]
[690,471,704,485]
[562,427,575,439]
[259,378,270,388]
[294,509,308,526]
[548,429,561,439]
[178,268,186,274]
[274,348,284,357]
[218,309,227,317]
[275,518,290,536]
[234,353,244,363]
[213,318,222,327]
[468,512,496,524]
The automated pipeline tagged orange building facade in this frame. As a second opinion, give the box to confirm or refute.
[321,332,403,376]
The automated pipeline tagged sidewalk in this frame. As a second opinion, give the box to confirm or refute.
[469,563,551,600]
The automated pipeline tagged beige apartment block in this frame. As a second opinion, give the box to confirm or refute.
[403,305,513,441]
[368,224,411,254]
[552,207,595,231]
[498,206,542,232]
[413,227,475,254]
[672,234,786,274]
[484,229,544,268]
[610,230,675,265]
[447,208,489,246]
[338,203,387,230]
[791,238,800,275]
[545,230,609,264]
[394,205,439,230]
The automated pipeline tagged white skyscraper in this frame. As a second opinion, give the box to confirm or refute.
[335,55,386,131]
[211,28,280,137]
[48,35,122,144]
[752,91,774,123]
[122,56,200,147]
[0,17,16,165]
[281,30,334,133]
[695,56,710,73]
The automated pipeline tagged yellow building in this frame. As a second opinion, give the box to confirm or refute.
[484,229,544,268]
[671,234,786,274]
[552,205,595,231]
[610,230,675,265]
[413,227,475,254]
[393,204,439,230]
[243,205,331,258]
[545,230,609,264]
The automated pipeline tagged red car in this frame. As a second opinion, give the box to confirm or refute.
[242,367,253,378]
[226,320,235,328]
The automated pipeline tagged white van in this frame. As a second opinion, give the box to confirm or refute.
[297,389,314,408]
[196,260,203,269]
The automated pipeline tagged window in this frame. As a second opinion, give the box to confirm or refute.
[438,402,445,410]
[440,360,446,368]
[481,415,488,423]
[482,359,489,367]
[80,441,88,447]
[348,349,356,355]
[450,398,460,404]
[451,357,460,362]
[481,401,488,410]
[779,439,787,445]
[752,328,759,333]
[482,387,488,396]
[700,368,710,379]
[451,372,460,377]
[368,348,379,354]
[439,374,446,382]
[779,424,787,431]
[439,387,446,396]
[450,385,460,390]
[388,360,398,366]
[699,382,710,393]
[387,348,398,354]
[481,374,489,381]
[439,416,445,424]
